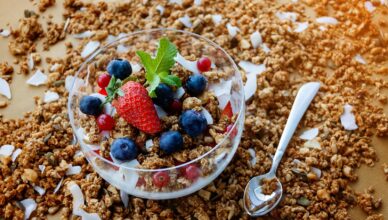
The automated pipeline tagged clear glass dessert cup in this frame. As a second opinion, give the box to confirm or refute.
[67,28,245,200]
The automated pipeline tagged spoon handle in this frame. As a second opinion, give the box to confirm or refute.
[269,82,320,176]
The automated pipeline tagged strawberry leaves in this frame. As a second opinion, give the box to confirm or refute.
[102,75,124,105]
[136,38,181,97]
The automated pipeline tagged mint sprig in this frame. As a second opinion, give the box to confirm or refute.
[136,37,181,97]
[102,75,124,106]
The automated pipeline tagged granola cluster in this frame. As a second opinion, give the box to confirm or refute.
[1,0,388,219]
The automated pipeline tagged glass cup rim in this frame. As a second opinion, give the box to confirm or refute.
[67,28,245,172]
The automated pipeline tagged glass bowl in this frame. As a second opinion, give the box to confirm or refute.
[67,28,245,200]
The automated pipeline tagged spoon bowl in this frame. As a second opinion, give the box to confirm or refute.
[243,174,282,216]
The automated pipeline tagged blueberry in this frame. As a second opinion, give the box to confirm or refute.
[159,131,184,154]
[107,59,132,80]
[152,83,174,109]
[185,74,207,96]
[179,110,208,137]
[111,138,138,161]
[79,95,102,116]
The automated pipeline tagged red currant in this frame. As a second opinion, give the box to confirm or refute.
[197,57,212,72]
[170,99,182,113]
[97,74,111,88]
[184,164,200,181]
[98,88,107,96]
[96,114,115,131]
[152,171,170,188]
[226,124,237,138]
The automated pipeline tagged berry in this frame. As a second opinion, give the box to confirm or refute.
[152,83,174,109]
[107,59,132,80]
[221,101,233,119]
[179,110,208,137]
[97,74,111,88]
[152,171,170,188]
[98,88,107,96]
[112,81,161,134]
[110,138,138,161]
[136,177,146,187]
[96,114,115,130]
[226,124,237,138]
[185,74,207,96]
[169,99,182,113]
[184,164,201,181]
[197,57,212,72]
[159,131,183,154]
[79,95,102,116]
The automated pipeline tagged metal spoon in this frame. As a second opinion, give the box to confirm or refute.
[243,82,320,217]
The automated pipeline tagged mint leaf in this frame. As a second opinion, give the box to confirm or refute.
[102,75,125,105]
[159,72,182,87]
[136,37,181,97]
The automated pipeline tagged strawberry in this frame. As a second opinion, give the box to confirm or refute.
[112,81,161,134]
[221,101,233,119]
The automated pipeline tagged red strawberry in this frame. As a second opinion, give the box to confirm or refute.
[112,82,161,134]
[221,101,233,119]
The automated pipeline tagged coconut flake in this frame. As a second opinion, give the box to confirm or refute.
[156,5,164,15]
[340,104,358,130]
[63,18,70,33]
[73,31,95,39]
[250,31,262,49]
[194,0,201,5]
[106,35,117,44]
[169,0,182,4]
[275,11,298,22]
[303,139,321,149]
[208,79,232,97]
[130,62,142,73]
[28,54,34,70]
[11,148,22,162]
[20,198,37,220]
[0,29,11,37]
[117,44,130,53]
[53,178,64,194]
[33,185,46,196]
[174,53,200,74]
[299,128,319,140]
[238,61,266,76]
[244,73,257,101]
[68,181,101,219]
[120,160,140,189]
[294,22,309,33]
[145,139,154,151]
[179,15,193,28]
[247,148,256,166]
[155,105,168,119]
[217,93,230,109]
[0,144,14,157]
[0,77,11,99]
[316,17,338,25]
[65,75,85,92]
[201,108,214,125]
[38,165,45,173]
[66,165,82,176]
[26,70,47,86]
[44,91,60,103]
[260,44,271,54]
[50,63,60,72]
[214,151,228,164]
[365,1,376,12]
[212,14,222,25]
[81,41,100,58]
[120,190,129,208]
[354,54,367,64]
[174,87,186,99]
[226,23,240,38]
